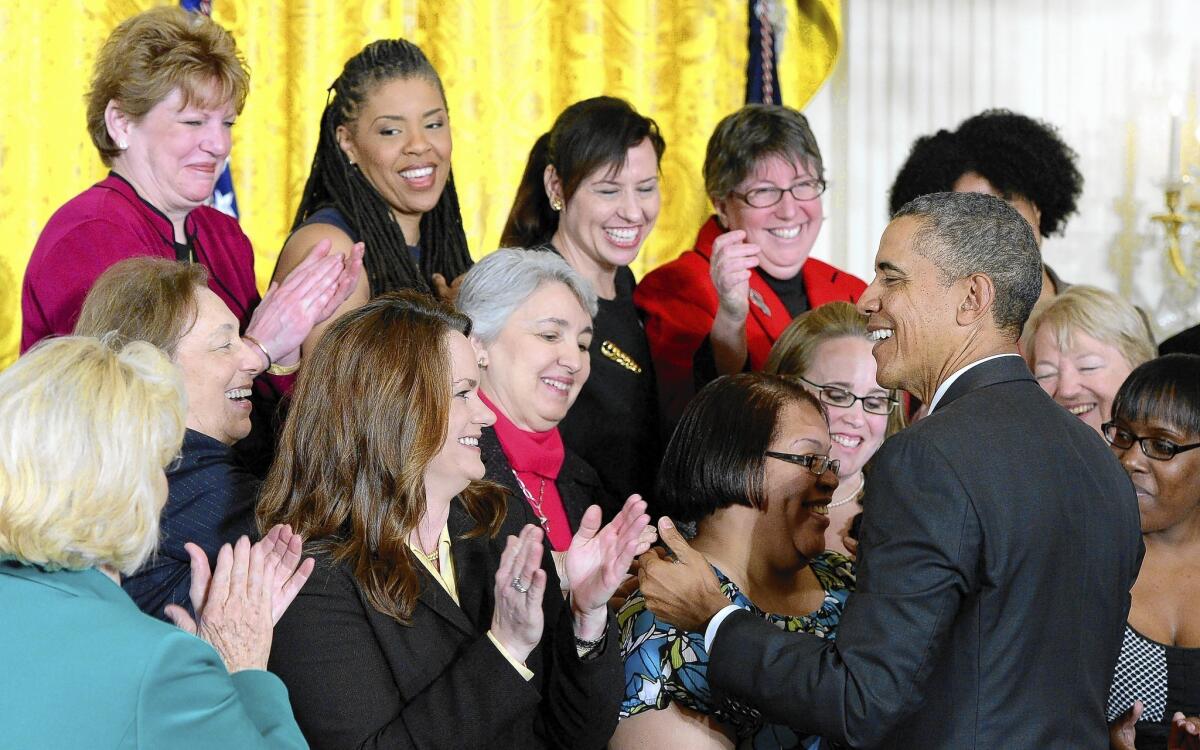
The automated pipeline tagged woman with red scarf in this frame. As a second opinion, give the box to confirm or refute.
[457,248,626,586]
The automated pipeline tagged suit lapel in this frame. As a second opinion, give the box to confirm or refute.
[412,501,484,637]
[447,500,495,631]
[936,355,1034,412]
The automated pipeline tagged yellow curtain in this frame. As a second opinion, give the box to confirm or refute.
[0,0,840,369]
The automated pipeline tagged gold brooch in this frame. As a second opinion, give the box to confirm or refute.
[601,340,643,374]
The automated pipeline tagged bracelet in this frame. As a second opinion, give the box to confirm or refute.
[242,334,273,371]
[267,359,302,376]
[574,634,605,652]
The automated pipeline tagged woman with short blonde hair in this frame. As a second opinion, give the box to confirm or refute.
[1022,285,1156,435]
[23,6,362,463]
[0,336,183,574]
[0,336,313,748]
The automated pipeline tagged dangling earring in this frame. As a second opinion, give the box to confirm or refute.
[550,196,564,212]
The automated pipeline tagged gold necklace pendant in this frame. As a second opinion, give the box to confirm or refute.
[601,340,643,373]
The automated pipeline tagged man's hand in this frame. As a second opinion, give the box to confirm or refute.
[636,517,729,633]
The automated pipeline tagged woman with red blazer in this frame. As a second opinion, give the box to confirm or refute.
[634,105,864,423]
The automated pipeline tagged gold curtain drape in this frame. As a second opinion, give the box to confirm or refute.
[0,0,840,368]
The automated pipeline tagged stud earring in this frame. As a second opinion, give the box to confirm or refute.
[550,197,564,211]
[118,140,128,150]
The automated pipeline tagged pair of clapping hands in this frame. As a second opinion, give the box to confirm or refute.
[1111,700,1200,750]
[244,239,365,372]
[165,525,315,674]
[489,497,656,665]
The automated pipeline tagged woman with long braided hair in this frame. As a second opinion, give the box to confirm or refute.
[274,39,474,355]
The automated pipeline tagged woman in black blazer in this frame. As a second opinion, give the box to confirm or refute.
[259,291,650,749]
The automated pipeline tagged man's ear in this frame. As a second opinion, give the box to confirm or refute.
[956,273,995,327]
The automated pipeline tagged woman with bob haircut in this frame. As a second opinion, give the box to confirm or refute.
[1022,285,1156,436]
[23,6,360,364]
[635,105,865,424]
[0,336,313,748]
[765,301,907,557]
[613,372,853,750]
[1104,355,1200,750]
[276,37,473,355]
[502,95,665,506]
[260,290,650,749]
[74,257,275,619]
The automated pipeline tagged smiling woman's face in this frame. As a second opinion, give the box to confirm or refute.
[172,287,261,445]
[1032,326,1134,435]
[1110,415,1200,534]
[761,400,837,562]
[802,336,889,478]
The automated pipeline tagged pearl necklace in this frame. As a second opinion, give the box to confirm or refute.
[828,473,866,508]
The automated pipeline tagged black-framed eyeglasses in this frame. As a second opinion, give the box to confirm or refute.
[732,179,827,208]
[1101,421,1200,461]
[765,451,840,476]
[797,375,898,415]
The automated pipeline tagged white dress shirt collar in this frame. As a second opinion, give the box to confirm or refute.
[925,353,1023,415]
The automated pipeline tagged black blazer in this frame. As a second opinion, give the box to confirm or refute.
[480,425,611,526]
[268,494,622,749]
[708,356,1143,749]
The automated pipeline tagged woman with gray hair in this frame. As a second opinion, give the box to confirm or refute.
[634,104,867,424]
[0,336,312,747]
[1022,285,1156,436]
[458,249,619,578]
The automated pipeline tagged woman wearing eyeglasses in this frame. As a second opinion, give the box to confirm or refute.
[765,302,906,557]
[635,105,866,425]
[612,373,853,750]
[1105,354,1200,750]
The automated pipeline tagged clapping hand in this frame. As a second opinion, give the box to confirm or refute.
[1171,712,1200,750]
[709,229,760,323]
[564,496,651,639]
[245,239,365,368]
[490,524,548,665]
[164,525,315,673]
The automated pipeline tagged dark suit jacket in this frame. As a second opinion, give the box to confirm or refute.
[268,493,622,749]
[122,428,260,619]
[708,355,1143,749]
[480,424,611,525]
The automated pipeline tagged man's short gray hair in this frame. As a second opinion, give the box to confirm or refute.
[893,191,1042,338]
[456,248,599,343]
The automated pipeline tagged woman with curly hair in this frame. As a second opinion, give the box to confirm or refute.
[888,109,1083,302]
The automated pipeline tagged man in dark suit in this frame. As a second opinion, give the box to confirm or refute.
[638,191,1143,749]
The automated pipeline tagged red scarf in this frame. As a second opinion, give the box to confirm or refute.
[480,391,573,551]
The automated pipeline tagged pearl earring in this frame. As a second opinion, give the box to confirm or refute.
[118,140,128,150]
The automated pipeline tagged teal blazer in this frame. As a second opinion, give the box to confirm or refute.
[0,560,308,749]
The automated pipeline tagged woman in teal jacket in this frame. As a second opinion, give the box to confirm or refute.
[0,336,312,749]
